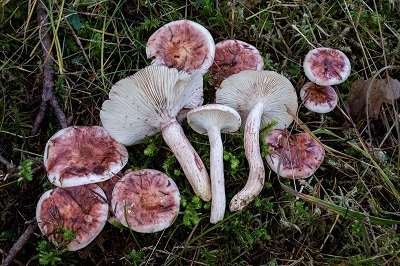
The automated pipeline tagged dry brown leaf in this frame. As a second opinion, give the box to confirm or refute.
[346,76,400,122]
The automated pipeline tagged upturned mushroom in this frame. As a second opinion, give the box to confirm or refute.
[303,47,351,86]
[209,39,264,86]
[44,126,128,187]
[146,20,215,75]
[187,104,241,223]
[36,184,109,251]
[100,65,211,201]
[263,129,325,179]
[300,82,338,113]
[111,169,180,233]
[216,70,298,211]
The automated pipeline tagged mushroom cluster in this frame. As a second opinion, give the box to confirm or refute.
[38,19,341,250]
[301,47,351,113]
[37,126,128,250]
[37,126,181,250]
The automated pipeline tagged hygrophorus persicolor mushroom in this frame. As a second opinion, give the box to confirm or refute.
[303,47,351,86]
[209,39,264,86]
[100,65,211,201]
[216,70,298,211]
[300,82,338,113]
[44,126,128,187]
[36,184,108,251]
[146,20,215,75]
[111,169,180,233]
[187,104,241,223]
[263,129,325,179]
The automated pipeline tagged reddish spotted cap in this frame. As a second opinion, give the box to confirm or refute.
[111,169,180,233]
[36,184,109,251]
[44,126,128,188]
[300,82,338,113]
[146,20,215,75]
[209,39,264,86]
[303,47,351,86]
[263,129,325,179]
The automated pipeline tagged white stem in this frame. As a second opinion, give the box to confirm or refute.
[229,103,265,211]
[208,126,225,224]
[161,119,211,201]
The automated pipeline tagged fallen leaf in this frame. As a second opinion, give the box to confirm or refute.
[346,76,400,122]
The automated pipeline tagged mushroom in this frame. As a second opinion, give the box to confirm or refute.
[44,126,129,188]
[303,47,351,86]
[36,184,109,251]
[209,39,264,86]
[216,70,298,211]
[187,104,241,223]
[100,65,211,201]
[263,129,325,179]
[300,82,338,113]
[146,20,215,75]
[111,169,180,233]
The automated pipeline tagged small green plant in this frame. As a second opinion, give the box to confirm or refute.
[181,195,203,227]
[18,159,33,182]
[126,248,145,266]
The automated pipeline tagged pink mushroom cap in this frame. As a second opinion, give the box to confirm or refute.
[303,47,351,86]
[209,39,264,85]
[263,129,325,179]
[300,82,338,113]
[36,184,109,251]
[44,126,128,188]
[111,169,180,233]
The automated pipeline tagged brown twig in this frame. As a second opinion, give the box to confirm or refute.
[1,221,38,266]
[31,0,67,135]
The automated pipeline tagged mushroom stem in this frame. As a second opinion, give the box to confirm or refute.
[161,119,211,201]
[230,102,265,211]
[208,126,225,223]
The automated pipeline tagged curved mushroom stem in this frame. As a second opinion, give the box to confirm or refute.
[208,126,225,223]
[161,119,211,201]
[229,103,265,211]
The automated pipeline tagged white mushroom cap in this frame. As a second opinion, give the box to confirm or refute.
[303,47,351,86]
[44,126,128,188]
[300,82,338,113]
[209,39,264,86]
[216,70,298,129]
[100,65,203,146]
[263,129,325,179]
[216,70,298,211]
[146,20,215,75]
[187,104,241,134]
[36,184,109,251]
[187,104,241,223]
[111,169,180,233]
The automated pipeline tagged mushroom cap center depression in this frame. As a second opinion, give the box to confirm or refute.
[307,49,348,82]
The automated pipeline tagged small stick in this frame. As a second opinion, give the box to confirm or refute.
[1,222,38,266]
[31,0,67,135]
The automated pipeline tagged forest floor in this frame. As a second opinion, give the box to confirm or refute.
[1,0,400,265]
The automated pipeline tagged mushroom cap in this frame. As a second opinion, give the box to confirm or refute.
[209,39,264,86]
[111,169,180,233]
[187,104,241,134]
[263,129,325,179]
[100,65,204,146]
[215,70,298,129]
[303,47,351,86]
[36,184,109,251]
[300,82,338,113]
[146,20,215,75]
[44,126,128,188]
